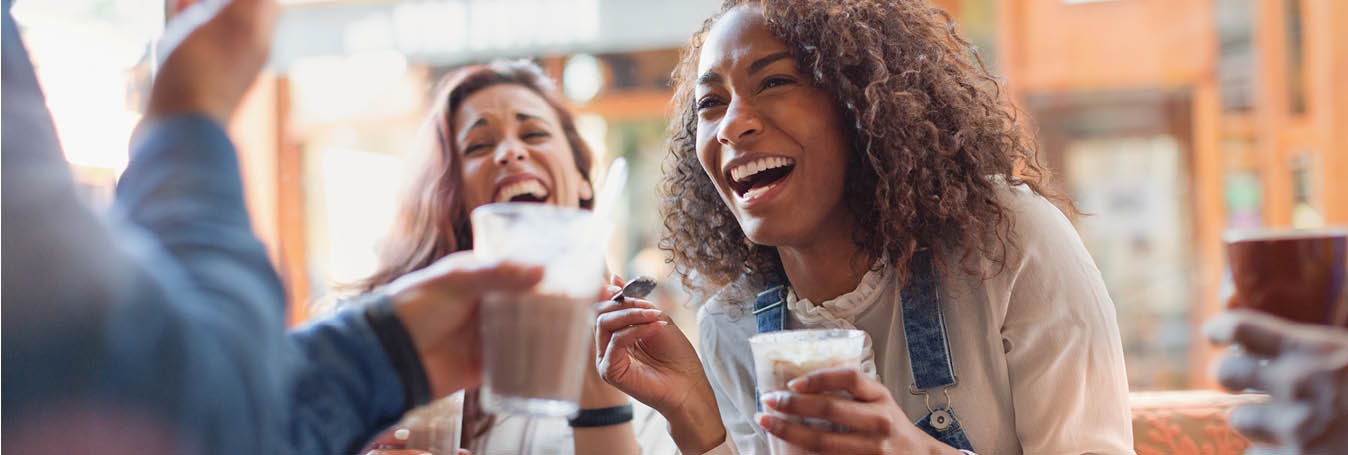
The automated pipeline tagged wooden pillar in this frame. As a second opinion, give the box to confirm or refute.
[275,77,312,325]
[1305,0,1348,223]
[995,0,1026,105]
[1251,0,1293,227]
[1190,80,1226,389]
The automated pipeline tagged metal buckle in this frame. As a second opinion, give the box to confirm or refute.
[908,384,955,413]
[751,300,783,315]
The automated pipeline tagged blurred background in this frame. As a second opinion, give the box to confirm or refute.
[12,0,1346,393]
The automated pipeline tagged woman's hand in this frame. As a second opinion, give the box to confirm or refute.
[594,291,725,453]
[384,252,542,398]
[1205,309,1348,452]
[758,368,960,455]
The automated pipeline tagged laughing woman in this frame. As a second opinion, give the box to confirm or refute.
[360,60,673,455]
[595,1,1134,454]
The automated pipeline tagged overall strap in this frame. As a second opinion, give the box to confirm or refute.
[900,250,958,390]
[753,283,789,333]
[901,250,974,451]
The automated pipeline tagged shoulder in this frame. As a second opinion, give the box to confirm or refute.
[989,180,1084,263]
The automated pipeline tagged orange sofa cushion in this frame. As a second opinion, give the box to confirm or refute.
[1130,391,1266,455]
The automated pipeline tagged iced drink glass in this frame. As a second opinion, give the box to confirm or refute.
[749,329,866,455]
[471,202,608,417]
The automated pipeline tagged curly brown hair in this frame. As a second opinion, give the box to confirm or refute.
[660,0,1069,296]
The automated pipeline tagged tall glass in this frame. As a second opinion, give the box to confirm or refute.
[471,203,607,417]
[749,329,866,455]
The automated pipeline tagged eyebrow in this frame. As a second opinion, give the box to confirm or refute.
[747,52,793,76]
[696,51,794,86]
[515,112,549,125]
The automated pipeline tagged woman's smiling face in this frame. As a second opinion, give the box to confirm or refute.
[693,6,852,249]
[456,84,592,212]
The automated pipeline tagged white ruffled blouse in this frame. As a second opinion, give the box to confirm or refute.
[695,185,1135,455]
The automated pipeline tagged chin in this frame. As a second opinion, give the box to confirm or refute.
[736,216,793,248]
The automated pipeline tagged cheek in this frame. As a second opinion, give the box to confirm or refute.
[461,159,493,206]
[694,133,721,184]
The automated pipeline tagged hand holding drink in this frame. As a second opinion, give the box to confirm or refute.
[750,329,864,455]
[752,329,965,455]
[471,202,608,417]
[1206,227,1348,452]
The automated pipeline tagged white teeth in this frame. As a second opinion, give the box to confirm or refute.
[496,179,549,203]
[729,156,795,184]
[741,181,777,199]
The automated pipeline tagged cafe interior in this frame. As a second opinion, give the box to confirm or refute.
[8,0,1348,453]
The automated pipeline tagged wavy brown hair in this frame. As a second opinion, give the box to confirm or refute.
[355,60,593,447]
[661,0,1070,296]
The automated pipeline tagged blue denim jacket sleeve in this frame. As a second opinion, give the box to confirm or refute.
[118,117,413,454]
[3,5,412,448]
[289,294,411,455]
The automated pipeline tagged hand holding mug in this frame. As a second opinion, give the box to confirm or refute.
[1206,310,1348,451]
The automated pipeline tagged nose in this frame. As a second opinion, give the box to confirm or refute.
[493,139,528,166]
[716,99,762,147]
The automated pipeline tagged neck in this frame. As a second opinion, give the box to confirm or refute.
[776,215,872,304]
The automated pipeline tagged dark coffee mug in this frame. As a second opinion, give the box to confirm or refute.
[1224,228,1348,327]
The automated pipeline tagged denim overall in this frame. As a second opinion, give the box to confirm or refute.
[752,251,975,451]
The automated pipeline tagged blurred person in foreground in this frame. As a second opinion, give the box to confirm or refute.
[355,60,676,455]
[1,0,539,454]
[1206,310,1348,453]
[595,1,1133,454]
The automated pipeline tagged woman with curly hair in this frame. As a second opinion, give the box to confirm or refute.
[359,60,674,455]
[595,1,1133,454]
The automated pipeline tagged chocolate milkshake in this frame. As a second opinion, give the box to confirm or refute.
[480,292,596,417]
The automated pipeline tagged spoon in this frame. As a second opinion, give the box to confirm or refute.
[613,275,658,302]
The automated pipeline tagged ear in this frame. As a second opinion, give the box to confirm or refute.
[579,179,594,201]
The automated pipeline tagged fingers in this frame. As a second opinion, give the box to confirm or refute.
[421,252,541,291]
[1215,351,1267,392]
[600,284,623,301]
[787,367,890,403]
[595,308,666,357]
[761,391,892,434]
[756,412,884,455]
[594,298,658,316]
[1229,402,1321,446]
[597,321,667,381]
[1205,310,1294,357]
[449,260,544,291]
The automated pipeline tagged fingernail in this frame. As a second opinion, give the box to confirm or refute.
[760,391,785,408]
[787,377,808,391]
[641,309,662,317]
[755,412,780,432]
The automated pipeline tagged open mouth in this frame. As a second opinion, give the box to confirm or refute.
[494,177,551,203]
[726,156,796,199]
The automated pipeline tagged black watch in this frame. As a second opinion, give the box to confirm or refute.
[568,403,635,428]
